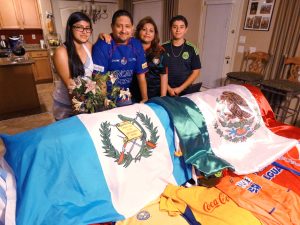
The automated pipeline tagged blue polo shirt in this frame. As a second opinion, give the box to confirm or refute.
[92,37,148,106]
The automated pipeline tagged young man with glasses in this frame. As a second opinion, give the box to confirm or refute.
[53,12,94,120]
[92,9,148,107]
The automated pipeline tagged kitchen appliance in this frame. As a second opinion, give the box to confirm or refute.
[8,36,26,56]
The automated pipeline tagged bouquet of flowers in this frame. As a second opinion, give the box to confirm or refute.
[69,73,118,114]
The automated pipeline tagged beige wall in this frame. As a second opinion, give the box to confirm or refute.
[232,0,280,71]
[178,0,203,48]
[233,0,300,70]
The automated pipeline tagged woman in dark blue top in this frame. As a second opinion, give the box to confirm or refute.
[134,16,168,99]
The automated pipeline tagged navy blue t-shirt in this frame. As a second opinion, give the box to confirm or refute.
[146,47,168,99]
[92,37,148,106]
[162,40,201,91]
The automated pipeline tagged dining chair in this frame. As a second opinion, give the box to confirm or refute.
[260,56,300,125]
[224,51,270,86]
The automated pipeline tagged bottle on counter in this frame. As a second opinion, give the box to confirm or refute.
[46,13,55,34]
[0,36,8,49]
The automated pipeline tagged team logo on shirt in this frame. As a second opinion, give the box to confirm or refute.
[203,192,230,213]
[99,112,159,168]
[182,51,189,60]
[152,57,160,65]
[214,91,261,142]
[121,57,127,65]
[136,210,150,220]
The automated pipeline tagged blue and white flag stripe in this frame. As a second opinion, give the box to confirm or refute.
[2,103,191,225]
[0,158,16,225]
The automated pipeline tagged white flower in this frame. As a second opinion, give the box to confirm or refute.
[84,80,97,94]
[104,98,112,107]
[75,78,82,88]
[109,73,117,84]
[119,88,131,100]
[72,97,83,111]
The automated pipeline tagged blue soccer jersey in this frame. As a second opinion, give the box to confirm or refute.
[92,37,148,106]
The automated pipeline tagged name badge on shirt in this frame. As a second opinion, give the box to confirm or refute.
[121,57,127,65]
[94,64,104,72]
[142,62,148,69]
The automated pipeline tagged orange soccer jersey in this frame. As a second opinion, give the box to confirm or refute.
[256,146,300,196]
[216,172,300,225]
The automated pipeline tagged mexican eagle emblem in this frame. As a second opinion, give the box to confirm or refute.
[214,91,261,142]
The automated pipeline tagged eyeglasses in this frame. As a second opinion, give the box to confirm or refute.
[72,26,93,33]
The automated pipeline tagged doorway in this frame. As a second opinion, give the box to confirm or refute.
[132,0,163,37]
[199,0,243,89]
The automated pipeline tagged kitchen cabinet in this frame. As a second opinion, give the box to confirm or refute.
[0,0,41,29]
[0,59,41,120]
[28,50,53,83]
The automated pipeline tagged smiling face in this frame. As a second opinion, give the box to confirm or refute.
[171,20,188,41]
[139,23,155,44]
[72,20,92,44]
[111,15,133,44]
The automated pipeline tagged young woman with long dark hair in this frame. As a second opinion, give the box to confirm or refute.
[53,11,93,120]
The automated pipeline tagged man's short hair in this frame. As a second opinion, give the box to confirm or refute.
[112,9,133,25]
[169,15,188,28]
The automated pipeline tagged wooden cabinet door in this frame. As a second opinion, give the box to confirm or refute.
[33,57,53,82]
[0,0,20,29]
[29,50,53,83]
[17,0,41,29]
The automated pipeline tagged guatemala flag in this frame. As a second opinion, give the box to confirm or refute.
[1,103,191,225]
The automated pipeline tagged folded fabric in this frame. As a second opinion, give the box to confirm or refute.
[186,84,297,174]
[246,85,300,195]
[149,97,233,176]
[256,162,300,196]
[1,103,191,225]
[160,184,262,225]
[216,172,300,225]
[0,158,16,225]
[116,197,191,225]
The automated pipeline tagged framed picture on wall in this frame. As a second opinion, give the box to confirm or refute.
[244,0,276,31]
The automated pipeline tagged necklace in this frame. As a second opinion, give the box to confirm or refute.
[170,41,184,57]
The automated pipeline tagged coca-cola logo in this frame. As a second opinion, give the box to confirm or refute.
[203,192,230,213]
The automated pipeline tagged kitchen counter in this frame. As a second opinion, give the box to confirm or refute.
[24,44,46,52]
[0,57,35,66]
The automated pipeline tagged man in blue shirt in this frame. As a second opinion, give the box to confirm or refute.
[92,9,148,107]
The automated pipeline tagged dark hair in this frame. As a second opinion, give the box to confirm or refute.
[135,16,161,56]
[111,9,133,25]
[65,11,92,78]
[169,15,188,28]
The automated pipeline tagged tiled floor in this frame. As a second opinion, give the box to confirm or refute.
[0,82,55,153]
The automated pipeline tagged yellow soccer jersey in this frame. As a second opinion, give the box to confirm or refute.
[116,198,189,225]
[160,184,262,225]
